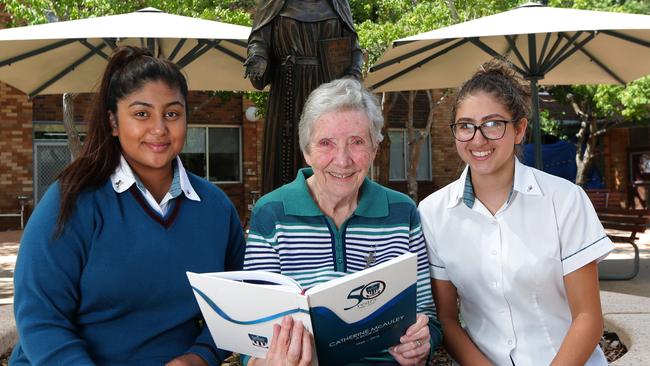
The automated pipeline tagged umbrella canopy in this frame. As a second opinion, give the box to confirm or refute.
[0,7,254,96]
[366,2,650,168]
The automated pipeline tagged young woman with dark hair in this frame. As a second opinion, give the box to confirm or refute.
[11,46,245,366]
[419,60,613,366]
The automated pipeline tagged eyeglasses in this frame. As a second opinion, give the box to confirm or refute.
[449,120,511,142]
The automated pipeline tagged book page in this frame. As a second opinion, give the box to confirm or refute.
[187,271,312,359]
[202,270,303,290]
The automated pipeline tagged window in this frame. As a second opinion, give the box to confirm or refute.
[389,129,432,181]
[180,126,242,183]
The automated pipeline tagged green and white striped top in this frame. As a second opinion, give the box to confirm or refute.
[244,168,442,363]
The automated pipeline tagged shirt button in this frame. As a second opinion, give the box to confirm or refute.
[491,250,497,255]
[492,282,498,288]
[508,340,513,345]
[337,259,343,263]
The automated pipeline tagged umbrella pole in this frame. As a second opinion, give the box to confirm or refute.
[529,78,543,170]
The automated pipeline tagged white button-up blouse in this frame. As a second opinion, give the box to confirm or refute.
[419,159,613,365]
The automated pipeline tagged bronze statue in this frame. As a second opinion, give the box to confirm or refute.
[245,0,363,193]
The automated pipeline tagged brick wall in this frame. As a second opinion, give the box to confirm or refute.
[429,89,464,190]
[0,82,33,230]
[33,94,94,122]
[189,92,242,126]
[241,99,263,226]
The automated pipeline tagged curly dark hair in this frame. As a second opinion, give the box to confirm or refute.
[452,59,531,129]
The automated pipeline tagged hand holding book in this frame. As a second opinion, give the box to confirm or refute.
[389,313,431,366]
[248,316,313,366]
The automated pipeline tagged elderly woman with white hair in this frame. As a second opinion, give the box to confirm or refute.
[243,78,442,366]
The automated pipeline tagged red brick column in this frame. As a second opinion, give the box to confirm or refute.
[0,82,33,230]
[241,99,262,227]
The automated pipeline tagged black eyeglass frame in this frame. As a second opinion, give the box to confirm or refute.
[449,119,514,142]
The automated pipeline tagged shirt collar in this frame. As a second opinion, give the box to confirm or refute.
[512,157,543,196]
[283,168,388,218]
[110,155,200,202]
[448,166,469,209]
[447,157,541,209]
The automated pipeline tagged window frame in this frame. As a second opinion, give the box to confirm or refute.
[388,128,432,182]
[183,124,243,184]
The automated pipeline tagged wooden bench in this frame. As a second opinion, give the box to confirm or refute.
[586,189,650,280]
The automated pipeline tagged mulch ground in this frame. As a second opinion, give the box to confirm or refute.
[0,331,628,365]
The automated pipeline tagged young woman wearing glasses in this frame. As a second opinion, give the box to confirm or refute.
[418,60,613,365]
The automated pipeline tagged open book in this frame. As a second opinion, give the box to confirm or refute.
[186,252,417,366]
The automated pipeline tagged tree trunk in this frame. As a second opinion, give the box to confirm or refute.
[405,90,443,202]
[63,93,81,159]
[575,118,598,187]
[406,91,420,202]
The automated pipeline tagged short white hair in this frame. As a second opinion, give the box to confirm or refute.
[298,78,384,153]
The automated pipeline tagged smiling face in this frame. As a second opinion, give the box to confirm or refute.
[111,80,187,182]
[303,109,377,204]
[454,91,527,182]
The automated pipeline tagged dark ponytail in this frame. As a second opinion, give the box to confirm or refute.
[55,46,188,236]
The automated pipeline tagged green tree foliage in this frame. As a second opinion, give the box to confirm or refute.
[4,0,255,26]
[354,0,523,75]
[540,109,567,139]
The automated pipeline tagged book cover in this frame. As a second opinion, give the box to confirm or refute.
[187,252,417,366]
[319,36,353,80]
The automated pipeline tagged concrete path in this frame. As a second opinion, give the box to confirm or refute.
[0,230,20,357]
[1,230,650,362]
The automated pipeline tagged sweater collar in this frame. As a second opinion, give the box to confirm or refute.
[283,168,388,218]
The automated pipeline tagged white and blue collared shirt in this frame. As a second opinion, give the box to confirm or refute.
[418,158,613,366]
[110,155,200,216]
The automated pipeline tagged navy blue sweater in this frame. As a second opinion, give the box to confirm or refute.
[10,175,244,366]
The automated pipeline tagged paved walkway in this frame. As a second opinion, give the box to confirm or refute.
[0,230,19,306]
[1,229,650,361]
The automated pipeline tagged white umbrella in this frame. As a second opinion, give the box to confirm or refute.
[366,2,650,168]
[0,7,254,96]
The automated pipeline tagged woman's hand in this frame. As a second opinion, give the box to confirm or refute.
[249,316,313,366]
[389,313,430,366]
[166,353,208,366]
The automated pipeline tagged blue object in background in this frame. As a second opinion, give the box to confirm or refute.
[523,141,605,189]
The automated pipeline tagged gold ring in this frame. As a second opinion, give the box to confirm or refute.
[415,339,422,347]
